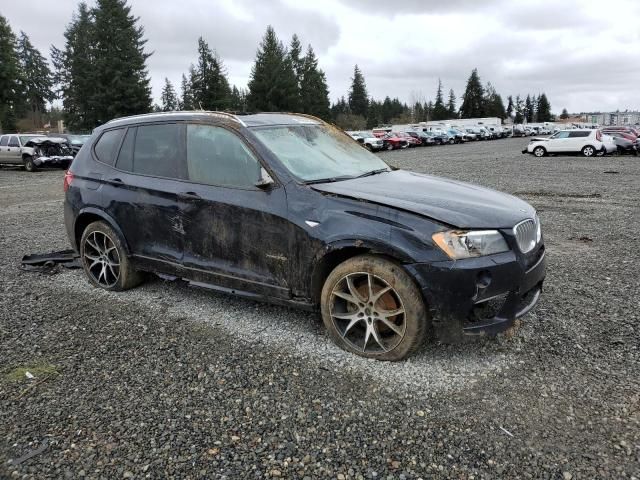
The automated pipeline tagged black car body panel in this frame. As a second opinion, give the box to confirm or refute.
[65,111,545,342]
[311,170,536,229]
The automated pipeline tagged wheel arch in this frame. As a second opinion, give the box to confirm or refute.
[74,208,131,255]
[310,239,414,306]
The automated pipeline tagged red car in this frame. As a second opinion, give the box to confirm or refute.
[394,131,422,147]
[381,132,409,150]
[603,130,637,142]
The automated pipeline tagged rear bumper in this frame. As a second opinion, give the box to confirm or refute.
[405,245,546,342]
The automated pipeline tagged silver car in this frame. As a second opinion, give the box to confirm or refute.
[0,134,73,171]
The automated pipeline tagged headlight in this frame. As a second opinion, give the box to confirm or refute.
[432,230,510,259]
[535,214,542,243]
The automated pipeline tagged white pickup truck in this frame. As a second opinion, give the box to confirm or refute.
[0,134,74,171]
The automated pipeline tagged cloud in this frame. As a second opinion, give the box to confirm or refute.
[2,0,640,114]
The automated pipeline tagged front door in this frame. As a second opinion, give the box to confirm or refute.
[7,136,22,164]
[180,123,292,300]
[548,131,570,152]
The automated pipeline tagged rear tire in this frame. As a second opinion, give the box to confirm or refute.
[320,255,428,361]
[581,145,595,157]
[80,221,143,291]
[23,156,36,172]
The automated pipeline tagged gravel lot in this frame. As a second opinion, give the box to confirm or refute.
[1,137,638,479]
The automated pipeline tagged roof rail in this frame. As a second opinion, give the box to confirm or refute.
[104,110,246,127]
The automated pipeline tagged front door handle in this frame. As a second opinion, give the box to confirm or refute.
[109,178,123,184]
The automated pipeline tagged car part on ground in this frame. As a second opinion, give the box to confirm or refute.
[65,111,545,360]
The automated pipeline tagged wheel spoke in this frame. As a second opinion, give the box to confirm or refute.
[333,290,359,305]
[370,285,392,305]
[346,276,366,303]
[369,323,387,351]
[342,317,361,337]
[106,263,119,281]
[379,307,405,319]
[366,274,374,301]
[379,317,403,336]
[86,237,100,253]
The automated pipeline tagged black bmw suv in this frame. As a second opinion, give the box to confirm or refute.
[64,111,546,361]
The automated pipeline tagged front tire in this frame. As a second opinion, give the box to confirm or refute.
[320,255,428,361]
[533,146,546,157]
[23,156,36,172]
[80,221,143,291]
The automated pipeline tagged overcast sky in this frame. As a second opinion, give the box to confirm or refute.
[4,0,640,114]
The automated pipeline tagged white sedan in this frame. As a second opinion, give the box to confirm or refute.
[523,129,605,157]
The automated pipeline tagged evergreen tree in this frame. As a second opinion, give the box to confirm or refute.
[0,15,22,131]
[366,99,382,128]
[51,2,96,130]
[514,95,524,123]
[91,0,152,124]
[446,89,457,119]
[506,95,514,118]
[229,85,248,112]
[560,108,569,119]
[537,93,552,121]
[425,101,434,121]
[180,73,193,110]
[160,78,178,111]
[524,94,533,123]
[247,26,300,112]
[330,96,349,120]
[413,101,424,123]
[289,34,303,89]
[483,82,506,119]
[432,79,448,120]
[17,32,53,128]
[190,37,230,111]
[460,68,485,118]
[299,45,330,120]
[348,65,369,117]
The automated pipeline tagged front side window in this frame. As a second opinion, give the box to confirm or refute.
[132,123,184,178]
[186,124,261,188]
[252,124,389,183]
[552,131,570,139]
[8,136,19,147]
[94,129,125,166]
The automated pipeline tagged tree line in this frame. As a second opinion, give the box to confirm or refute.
[0,0,555,133]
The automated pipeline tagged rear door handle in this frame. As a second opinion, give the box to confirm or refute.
[109,178,123,184]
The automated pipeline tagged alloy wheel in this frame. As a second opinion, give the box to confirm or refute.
[83,231,121,287]
[583,146,594,157]
[329,272,406,354]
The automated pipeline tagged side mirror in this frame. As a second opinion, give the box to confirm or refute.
[255,167,275,189]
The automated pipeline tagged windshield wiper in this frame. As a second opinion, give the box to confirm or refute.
[355,168,390,179]
[304,175,356,185]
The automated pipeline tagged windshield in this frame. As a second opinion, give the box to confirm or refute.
[252,124,389,183]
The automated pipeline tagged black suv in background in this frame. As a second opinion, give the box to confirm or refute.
[64,112,546,361]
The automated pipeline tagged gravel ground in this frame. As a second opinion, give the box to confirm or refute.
[1,137,638,479]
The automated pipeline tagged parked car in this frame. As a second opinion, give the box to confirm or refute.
[463,129,479,141]
[601,130,637,142]
[381,132,409,150]
[346,131,384,151]
[405,130,435,145]
[606,132,637,155]
[523,129,605,157]
[394,131,422,147]
[51,133,92,156]
[0,133,74,171]
[64,111,546,361]
[421,131,449,145]
[446,129,465,144]
[599,134,617,156]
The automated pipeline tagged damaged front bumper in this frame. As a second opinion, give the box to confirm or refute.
[405,244,546,342]
[33,156,73,167]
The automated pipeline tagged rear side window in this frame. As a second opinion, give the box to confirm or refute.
[94,129,125,165]
[0,136,7,147]
[186,124,261,188]
[8,136,19,147]
[132,123,184,179]
[568,131,590,138]
[115,127,136,172]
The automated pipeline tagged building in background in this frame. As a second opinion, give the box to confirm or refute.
[580,111,640,126]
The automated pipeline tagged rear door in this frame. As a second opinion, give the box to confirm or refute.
[180,123,292,299]
[567,131,590,151]
[100,122,188,271]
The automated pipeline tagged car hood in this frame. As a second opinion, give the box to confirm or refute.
[312,170,535,228]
